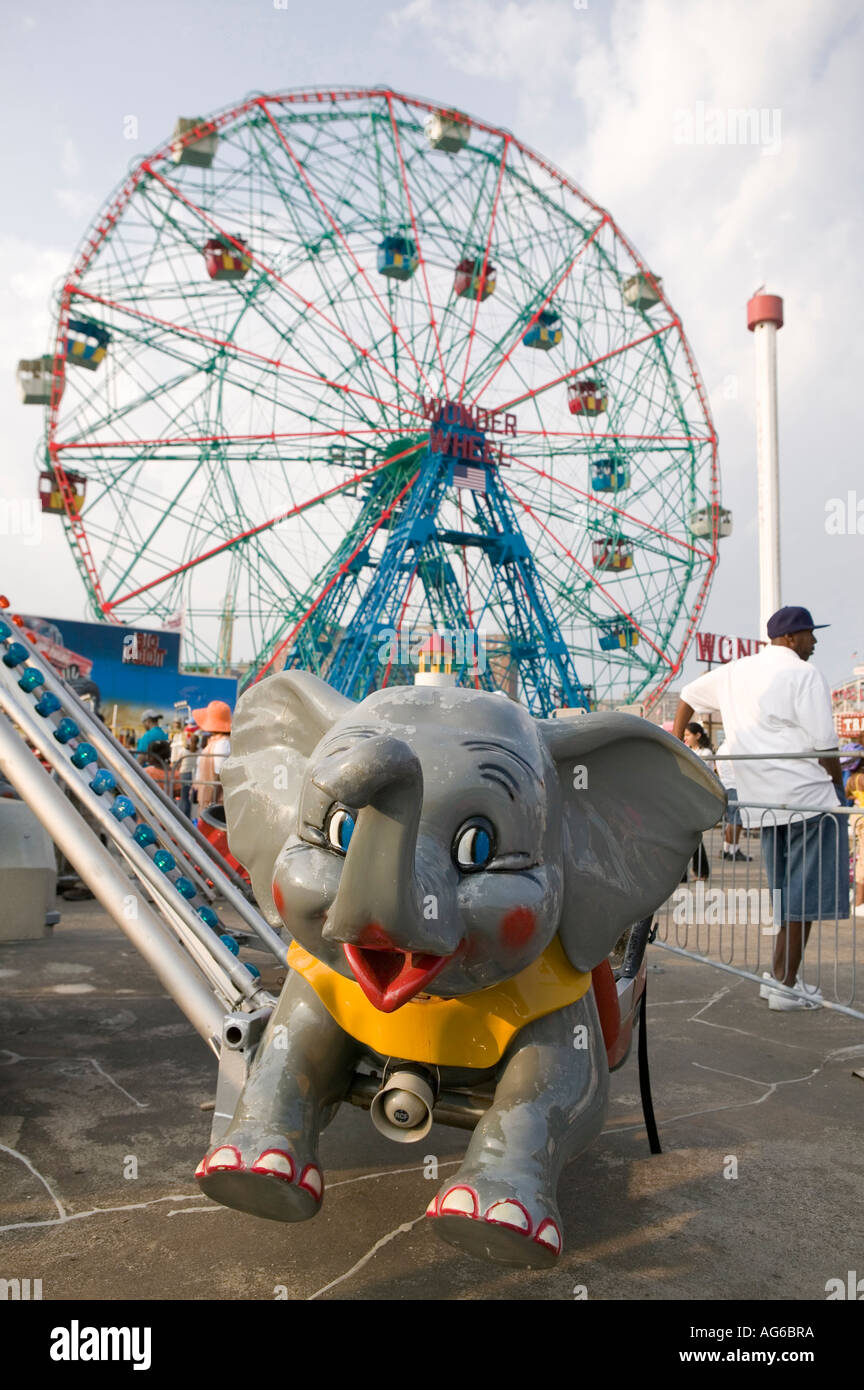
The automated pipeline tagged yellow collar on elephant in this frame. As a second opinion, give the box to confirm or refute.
[285,938,591,1068]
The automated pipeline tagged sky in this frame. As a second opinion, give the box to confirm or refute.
[2,0,862,693]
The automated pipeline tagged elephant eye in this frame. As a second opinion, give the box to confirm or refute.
[325,807,356,855]
[453,818,496,872]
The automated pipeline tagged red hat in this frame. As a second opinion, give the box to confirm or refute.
[192,700,232,733]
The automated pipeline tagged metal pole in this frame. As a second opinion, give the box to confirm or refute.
[7,650,287,960]
[35,657,253,896]
[0,680,270,1011]
[0,713,225,1053]
[747,292,784,636]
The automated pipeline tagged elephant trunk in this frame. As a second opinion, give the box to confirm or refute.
[312,735,452,955]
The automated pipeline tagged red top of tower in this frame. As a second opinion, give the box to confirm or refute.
[747,293,784,331]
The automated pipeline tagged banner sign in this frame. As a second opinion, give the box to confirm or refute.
[24,615,236,734]
[695,632,767,664]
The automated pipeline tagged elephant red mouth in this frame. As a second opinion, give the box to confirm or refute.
[343,939,452,1013]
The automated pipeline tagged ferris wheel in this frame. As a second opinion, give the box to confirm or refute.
[20,87,727,714]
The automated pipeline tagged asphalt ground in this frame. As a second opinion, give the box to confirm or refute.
[1,892,863,1303]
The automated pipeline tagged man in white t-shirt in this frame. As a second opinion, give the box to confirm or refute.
[673,607,847,1011]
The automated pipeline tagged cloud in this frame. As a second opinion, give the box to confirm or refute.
[0,235,82,619]
[54,188,94,220]
[61,139,81,179]
[2,237,68,348]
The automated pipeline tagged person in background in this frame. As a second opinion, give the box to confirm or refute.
[194,732,213,812]
[714,740,751,862]
[168,720,187,802]
[136,710,168,758]
[144,739,171,789]
[170,719,186,765]
[683,720,715,766]
[840,744,864,792]
[673,606,847,1011]
[178,724,198,818]
[192,701,232,810]
[681,721,713,880]
[846,771,864,918]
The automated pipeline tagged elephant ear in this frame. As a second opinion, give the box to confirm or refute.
[539,713,726,971]
[222,671,353,926]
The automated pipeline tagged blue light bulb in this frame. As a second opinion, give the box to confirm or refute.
[198,905,219,929]
[153,849,175,874]
[245,963,261,980]
[34,692,62,717]
[219,933,240,956]
[110,795,135,820]
[133,824,157,848]
[18,668,44,693]
[71,742,98,769]
[174,876,196,899]
[53,717,80,744]
[90,769,117,796]
[3,642,30,668]
[0,620,11,641]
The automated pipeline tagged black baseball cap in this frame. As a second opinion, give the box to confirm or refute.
[766,606,829,638]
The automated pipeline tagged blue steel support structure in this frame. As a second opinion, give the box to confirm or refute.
[279,406,591,714]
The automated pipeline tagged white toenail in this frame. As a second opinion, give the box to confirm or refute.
[440,1186,478,1217]
[535,1219,561,1253]
[299,1165,323,1199]
[485,1200,530,1232]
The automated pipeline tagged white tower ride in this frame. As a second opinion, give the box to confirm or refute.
[747,291,784,636]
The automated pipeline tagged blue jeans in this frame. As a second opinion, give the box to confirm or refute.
[761,813,849,922]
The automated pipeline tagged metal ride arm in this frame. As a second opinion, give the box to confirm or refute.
[0,712,225,1051]
[18,647,287,951]
[0,602,288,1101]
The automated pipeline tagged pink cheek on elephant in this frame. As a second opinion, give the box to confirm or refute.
[499,907,535,951]
[272,881,284,917]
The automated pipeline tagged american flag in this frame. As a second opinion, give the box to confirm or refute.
[452,463,487,493]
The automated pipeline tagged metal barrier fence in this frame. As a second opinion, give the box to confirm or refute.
[652,751,863,1020]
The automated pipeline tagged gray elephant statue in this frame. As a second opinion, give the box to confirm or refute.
[195,673,723,1267]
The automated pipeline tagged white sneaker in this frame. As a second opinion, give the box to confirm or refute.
[796,980,823,1000]
[768,985,822,1011]
[760,972,822,1002]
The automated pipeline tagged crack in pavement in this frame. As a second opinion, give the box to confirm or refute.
[0,1143,67,1227]
[307,1215,427,1300]
[0,1048,148,1109]
[0,1176,209,1235]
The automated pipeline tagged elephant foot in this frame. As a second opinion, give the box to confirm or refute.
[426,1176,562,1269]
[195,1131,323,1223]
